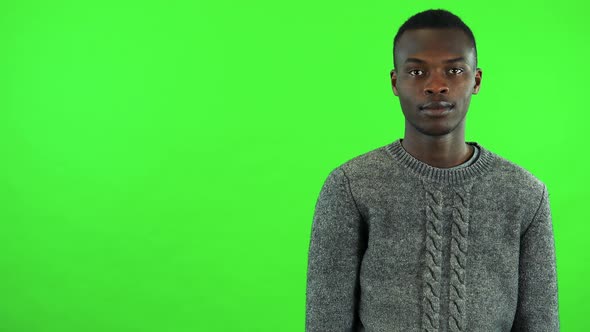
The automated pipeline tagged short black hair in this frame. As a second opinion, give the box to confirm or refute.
[393,9,477,69]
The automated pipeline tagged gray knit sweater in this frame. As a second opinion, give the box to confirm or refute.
[305,139,559,332]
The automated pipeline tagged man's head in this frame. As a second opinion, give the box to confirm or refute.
[390,9,482,138]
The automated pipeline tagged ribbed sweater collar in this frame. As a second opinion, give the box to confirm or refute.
[384,138,497,185]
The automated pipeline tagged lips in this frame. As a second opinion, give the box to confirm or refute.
[419,101,454,117]
[420,101,454,110]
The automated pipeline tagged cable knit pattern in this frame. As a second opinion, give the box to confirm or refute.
[448,184,473,332]
[421,181,444,332]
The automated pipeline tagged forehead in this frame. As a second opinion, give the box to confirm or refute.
[396,28,475,65]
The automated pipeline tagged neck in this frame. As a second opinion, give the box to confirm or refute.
[401,126,473,169]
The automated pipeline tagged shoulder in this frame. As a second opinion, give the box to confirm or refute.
[329,143,396,179]
[479,146,548,209]
[316,143,396,194]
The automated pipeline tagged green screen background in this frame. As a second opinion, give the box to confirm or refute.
[0,1,587,331]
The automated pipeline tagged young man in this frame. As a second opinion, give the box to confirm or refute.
[305,9,559,332]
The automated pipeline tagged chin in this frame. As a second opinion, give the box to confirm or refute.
[407,115,466,137]
[417,127,455,137]
[412,121,456,137]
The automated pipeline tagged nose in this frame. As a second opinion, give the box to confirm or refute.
[424,73,449,95]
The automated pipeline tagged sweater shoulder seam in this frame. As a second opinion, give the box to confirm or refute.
[524,183,548,237]
[337,167,362,219]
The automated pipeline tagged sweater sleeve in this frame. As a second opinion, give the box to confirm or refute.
[511,185,560,331]
[305,167,367,332]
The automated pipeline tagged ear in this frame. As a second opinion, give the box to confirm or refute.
[390,69,399,96]
[472,68,482,94]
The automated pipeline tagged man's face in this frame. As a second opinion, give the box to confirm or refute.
[390,28,482,137]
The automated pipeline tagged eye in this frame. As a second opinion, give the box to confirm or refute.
[449,68,464,74]
[408,69,424,76]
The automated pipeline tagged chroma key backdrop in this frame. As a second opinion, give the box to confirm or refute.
[0,1,588,331]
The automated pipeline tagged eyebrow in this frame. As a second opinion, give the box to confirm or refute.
[404,56,467,64]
